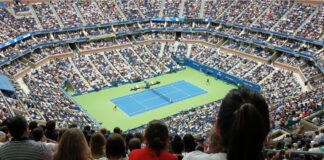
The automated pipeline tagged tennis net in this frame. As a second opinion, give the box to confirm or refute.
[151,88,173,103]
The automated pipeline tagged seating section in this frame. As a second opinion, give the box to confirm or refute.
[0,2,322,155]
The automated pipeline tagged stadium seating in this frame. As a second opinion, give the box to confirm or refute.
[0,1,323,159]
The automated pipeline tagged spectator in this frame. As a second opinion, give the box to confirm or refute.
[28,121,38,131]
[45,120,58,141]
[215,87,270,160]
[53,128,92,160]
[90,132,107,160]
[183,134,196,155]
[106,133,127,160]
[183,128,222,160]
[83,125,92,144]
[114,127,122,134]
[128,138,141,152]
[171,135,184,160]
[0,116,52,160]
[129,120,177,160]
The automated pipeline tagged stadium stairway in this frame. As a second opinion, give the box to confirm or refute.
[101,53,127,82]
[294,6,320,35]
[199,0,206,18]
[179,0,186,17]
[270,2,297,31]
[93,0,105,18]
[72,3,86,25]
[250,3,273,26]
[48,3,64,28]
[28,4,43,30]
[159,0,166,17]
[158,43,166,58]
[114,0,127,20]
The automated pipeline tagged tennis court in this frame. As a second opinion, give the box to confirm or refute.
[111,80,207,116]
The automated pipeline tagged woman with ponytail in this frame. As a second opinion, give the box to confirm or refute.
[217,87,270,160]
[129,120,177,160]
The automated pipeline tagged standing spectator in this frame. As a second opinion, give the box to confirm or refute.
[106,133,127,160]
[53,128,93,160]
[129,120,177,160]
[0,116,52,160]
[214,87,270,160]
[90,132,107,160]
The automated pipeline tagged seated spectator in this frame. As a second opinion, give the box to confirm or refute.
[183,128,222,160]
[0,116,52,160]
[128,138,141,152]
[129,120,177,160]
[45,120,58,141]
[28,121,38,131]
[106,133,127,160]
[54,128,92,160]
[31,127,57,152]
[90,132,107,160]
[171,135,184,160]
[215,87,270,160]
[183,134,196,155]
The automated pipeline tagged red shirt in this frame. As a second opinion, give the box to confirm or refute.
[129,147,178,160]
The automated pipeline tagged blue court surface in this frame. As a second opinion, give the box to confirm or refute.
[111,80,207,116]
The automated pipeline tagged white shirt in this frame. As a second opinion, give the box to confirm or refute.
[183,151,227,160]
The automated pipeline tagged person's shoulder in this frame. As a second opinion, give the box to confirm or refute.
[184,151,227,160]
[209,153,227,160]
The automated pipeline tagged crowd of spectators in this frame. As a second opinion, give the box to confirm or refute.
[273,3,316,34]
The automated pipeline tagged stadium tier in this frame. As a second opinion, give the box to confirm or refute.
[0,0,323,160]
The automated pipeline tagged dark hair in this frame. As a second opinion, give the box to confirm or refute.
[128,138,141,151]
[113,127,122,134]
[28,121,38,131]
[7,115,28,139]
[144,120,169,156]
[90,132,106,159]
[183,134,196,152]
[217,87,270,160]
[106,133,126,159]
[171,135,184,154]
[32,127,44,141]
[46,120,56,131]
[134,132,144,143]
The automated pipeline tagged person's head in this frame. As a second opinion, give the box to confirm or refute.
[106,133,126,159]
[31,127,45,142]
[68,123,78,128]
[90,132,106,159]
[144,120,170,156]
[7,115,28,139]
[128,138,141,152]
[113,127,122,134]
[134,132,144,143]
[216,87,270,160]
[84,125,91,131]
[46,120,56,131]
[54,128,91,160]
[183,134,196,152]
[171,135,184,154]
[28,121,38,131]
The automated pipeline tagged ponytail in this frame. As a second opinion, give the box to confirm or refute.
[227,103,267,160]
[218,87,270,160]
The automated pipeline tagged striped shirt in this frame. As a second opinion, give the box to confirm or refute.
[0,140,52,160]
